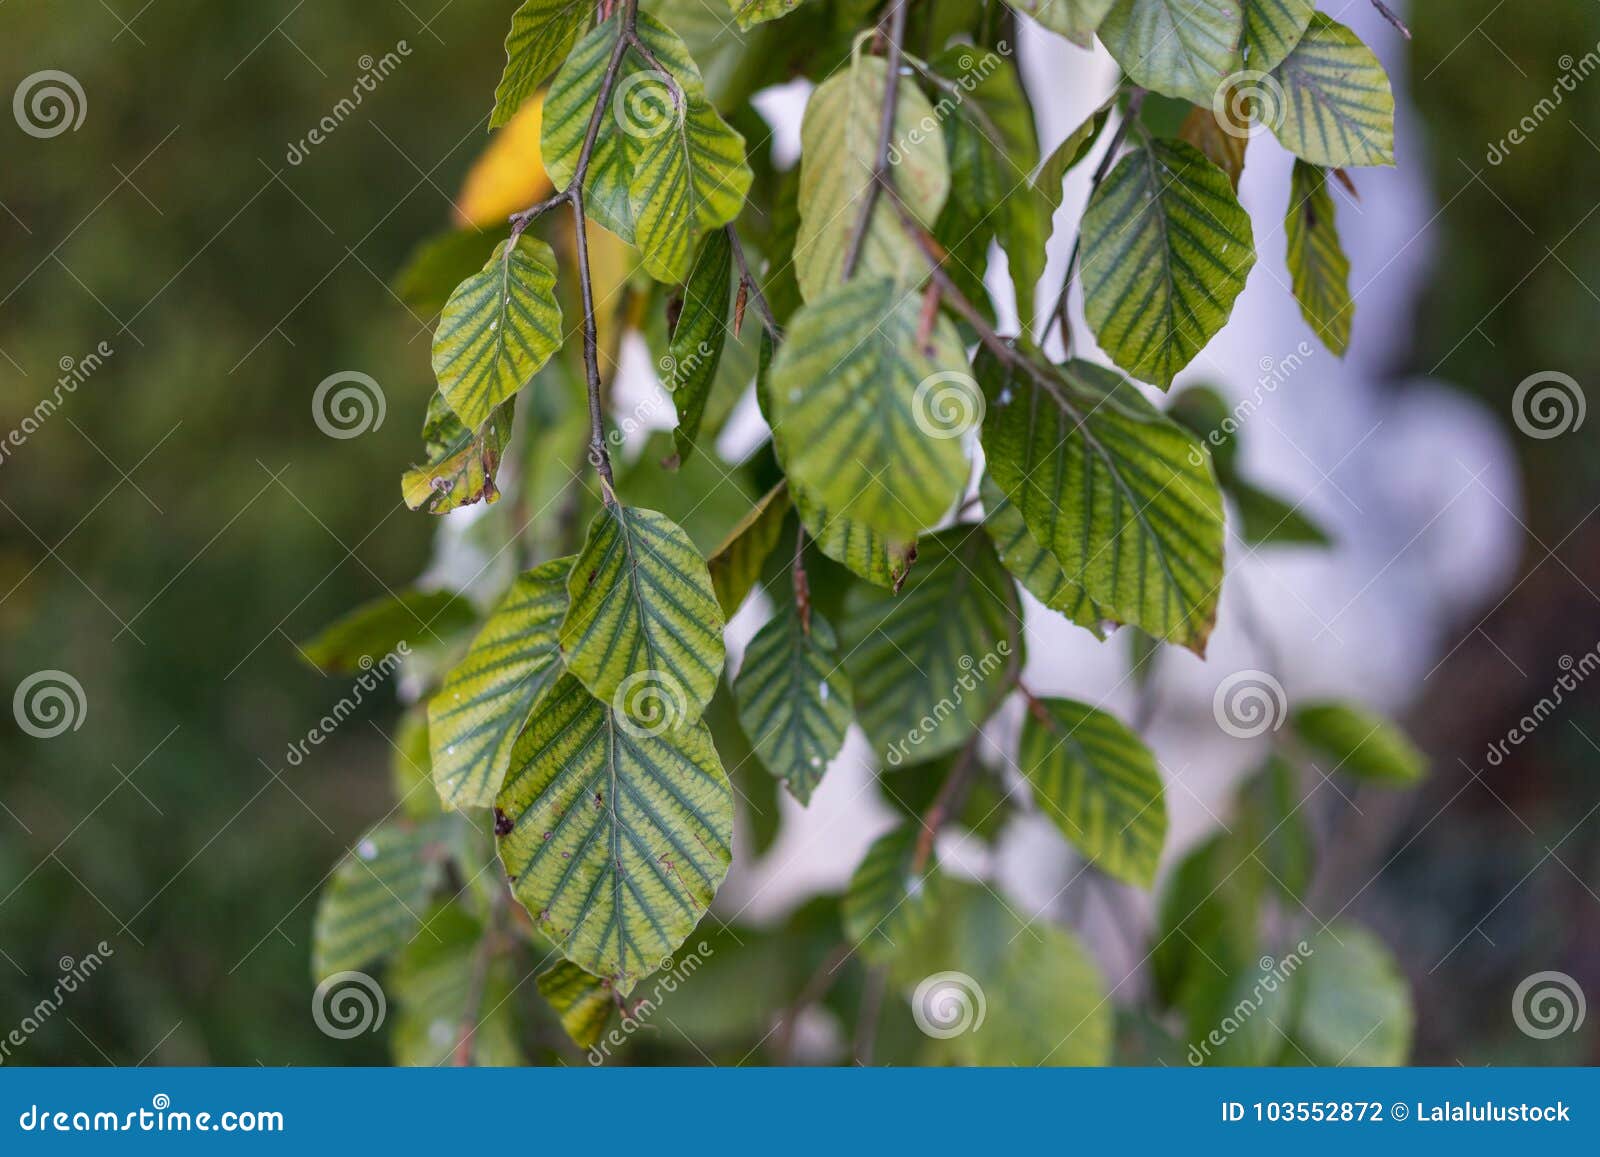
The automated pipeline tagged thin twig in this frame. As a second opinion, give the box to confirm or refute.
[792,522,812,635]
[726,225,782,339]
[453,883,508,1066]
[840,0,909,280]
[772,941,852,1062]
[1369,0,1411,39]
[911,737,983,875]
[1049,88,1145,351]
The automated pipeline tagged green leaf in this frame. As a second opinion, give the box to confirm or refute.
[754,292,916,592]
[1291,923,1413,1065]
[1081,138,1256,387]
[431,236,563,430]
[490,0,593,128]
[1151,831,1264,1010]
[560,504,726,731]
[1018,697,1167,887]
[496,675,733,993]
[793,54,949,301]
[729,0,806,28]
[706,480,790,617]
[1183,956,1300,1065]
[428,558,570,810]
[537,960,615,1049]
[1269,13,1395,168]
[842,528,1022,764]
[1285,160,1353,356]
[666,229,732,462]
[1241,0,1315,72]
[978,351,1226,653]
[390,903,523,1066]
[1098,0,1242,106]
[891,882,1112,1065]
[768,277,975,539]
[734,604,853,804]
[401,393,515,514]
[841,825,939,962]
[1231,478,1331,546]
[1290,700,1427,785]
[300,589,476,674]
[311,818,453,978]
[1007,0,1115,47]
[1034,101,1112,211]
[390,708,442,820]
[980,474,1106,638]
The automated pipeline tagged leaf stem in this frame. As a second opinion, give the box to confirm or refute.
[792,522,812,635]
[911,736,982,876]
[1049,87,1144,351]
[840,0,909,281]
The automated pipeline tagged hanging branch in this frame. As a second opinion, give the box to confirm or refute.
[506,0,652,498]
[839,0,910,280]
[1369,0,1411,39]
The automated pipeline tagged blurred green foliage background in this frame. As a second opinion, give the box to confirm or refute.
[1,0,1597,1064]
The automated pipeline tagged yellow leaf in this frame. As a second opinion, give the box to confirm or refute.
[454,97,553,229]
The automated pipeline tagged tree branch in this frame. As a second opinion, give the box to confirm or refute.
[840,0,909,280]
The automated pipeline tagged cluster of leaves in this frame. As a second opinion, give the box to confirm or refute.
[302,0,1424,1064]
